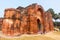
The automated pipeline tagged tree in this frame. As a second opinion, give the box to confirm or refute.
[58,13,60,19]
[47,8,55,18]
[59,13,60,15]
[54,14,59,27]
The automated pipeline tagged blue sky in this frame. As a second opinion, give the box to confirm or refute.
[0,0,60,17]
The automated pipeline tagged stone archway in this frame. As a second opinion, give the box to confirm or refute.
[37,19,41,31]
[36,7,45,33]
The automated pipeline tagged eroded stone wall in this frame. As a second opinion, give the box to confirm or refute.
[2,3,54,36]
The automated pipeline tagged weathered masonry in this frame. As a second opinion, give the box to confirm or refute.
[2,3,54,36]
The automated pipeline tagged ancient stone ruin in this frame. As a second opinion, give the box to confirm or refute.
[2,3,54,36]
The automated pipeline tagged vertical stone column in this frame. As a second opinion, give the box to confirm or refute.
[14,19,20,35]
[44,12,50,33]
[14,9,21,35]
[29,15,38,34]
[20,14,28,34]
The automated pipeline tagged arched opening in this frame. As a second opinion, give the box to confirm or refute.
[37,19,41,31]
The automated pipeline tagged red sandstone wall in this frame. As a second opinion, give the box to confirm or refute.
[47,11,54,31]
[4,8,16,18]
[2,4,54,36]
[0,18,3,30]
[44,12,50,32]
[2,8,21,36]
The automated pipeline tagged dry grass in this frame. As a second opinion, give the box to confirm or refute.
[0,35,55,40]
[0,31,60,40]
[53,31,60,35]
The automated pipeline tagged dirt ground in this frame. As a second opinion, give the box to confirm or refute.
[0,31,60,40]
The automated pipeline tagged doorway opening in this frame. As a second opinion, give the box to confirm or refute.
[37,19,41,31]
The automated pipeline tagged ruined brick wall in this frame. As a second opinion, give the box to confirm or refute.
[4,8,16,19]
[44,12,50,32]
[2,3,54,36]
[44,11,54,32]
[2,8,21,36]
[27,4,45,33]
[0,18,3,30]
[47,11,54,31]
